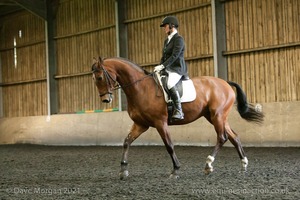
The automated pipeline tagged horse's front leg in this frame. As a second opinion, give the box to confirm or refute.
[156,122,181,179]
[205,116,228,174]
[119,123,148,180]
[205,137,226,174]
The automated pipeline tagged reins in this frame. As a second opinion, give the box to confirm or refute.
[111,72,155,91]
[93,64,156,91]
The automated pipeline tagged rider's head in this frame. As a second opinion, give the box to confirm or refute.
[160,16,179,35]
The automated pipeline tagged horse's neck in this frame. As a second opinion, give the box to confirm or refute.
[109,60,144,96]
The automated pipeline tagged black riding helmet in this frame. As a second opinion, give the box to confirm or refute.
[160,16,179,28]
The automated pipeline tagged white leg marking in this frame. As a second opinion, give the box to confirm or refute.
[204,155,215,174]
[206,155,215,169]
[241,157,248,170]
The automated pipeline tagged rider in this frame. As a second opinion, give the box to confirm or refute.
[154,16,188,120]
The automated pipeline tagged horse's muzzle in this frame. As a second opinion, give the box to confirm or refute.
[100,93,113,103]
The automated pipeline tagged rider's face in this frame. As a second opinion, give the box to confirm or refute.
[163,24,171,35]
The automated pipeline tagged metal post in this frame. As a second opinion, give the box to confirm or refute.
[211,0,227,80]
[115,1,122,111]
[0,56,3,117]
[45,0,58,119]
[45,22,51,121]
[115,0,128,111]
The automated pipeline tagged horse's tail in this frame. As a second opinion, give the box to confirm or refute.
[227,81,264,124]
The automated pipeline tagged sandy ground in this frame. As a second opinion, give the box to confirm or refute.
[0,145,299,199]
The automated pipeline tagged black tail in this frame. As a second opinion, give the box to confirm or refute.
[227,81,264,124]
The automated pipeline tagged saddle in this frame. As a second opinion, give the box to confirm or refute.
[154,70,196,122]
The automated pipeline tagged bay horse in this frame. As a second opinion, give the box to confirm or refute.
[91,57,264,179]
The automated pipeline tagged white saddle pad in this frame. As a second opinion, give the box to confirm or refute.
[155,72,196,103]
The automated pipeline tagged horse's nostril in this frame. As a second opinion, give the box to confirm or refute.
[102,99,110,103]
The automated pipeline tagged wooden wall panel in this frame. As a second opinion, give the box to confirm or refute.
[225,0,300,103]
[55,0,117,113]
[228,47,300,103]
[126,0,214,78]
[0,11,47,117]
[2,82,47,117]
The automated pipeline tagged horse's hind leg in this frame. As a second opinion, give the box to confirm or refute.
[119,123,149,180]
[224,122,248,172]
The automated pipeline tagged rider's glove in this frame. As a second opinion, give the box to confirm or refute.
[154,64,165,72]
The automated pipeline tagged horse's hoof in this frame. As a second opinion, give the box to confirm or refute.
[119,170,129,180]
[169,173,180,179]
[240,168,247,173]
[241,157,248,170]
[204,167,213,175]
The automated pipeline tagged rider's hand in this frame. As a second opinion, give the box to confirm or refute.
[154,64,164,72]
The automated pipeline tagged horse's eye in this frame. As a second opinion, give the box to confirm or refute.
[97,76,102,81]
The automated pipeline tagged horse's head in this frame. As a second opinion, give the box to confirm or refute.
[91,57,117,103]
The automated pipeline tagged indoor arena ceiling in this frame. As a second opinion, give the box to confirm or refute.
[0,0,46,19]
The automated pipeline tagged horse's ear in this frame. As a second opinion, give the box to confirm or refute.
[93,57,97,64]
[92,57,99,71]
[99,56,103,64]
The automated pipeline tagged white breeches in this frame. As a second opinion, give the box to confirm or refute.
[167,70,182,89]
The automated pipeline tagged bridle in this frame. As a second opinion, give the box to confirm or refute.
[92,63,154,97]
[92,63,119,97]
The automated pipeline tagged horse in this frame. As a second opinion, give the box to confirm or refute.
[91,56,264,179]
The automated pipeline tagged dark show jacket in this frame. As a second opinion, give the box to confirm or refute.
[160,33,188,76]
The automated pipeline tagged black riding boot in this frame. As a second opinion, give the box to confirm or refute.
[169,86,184,120]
